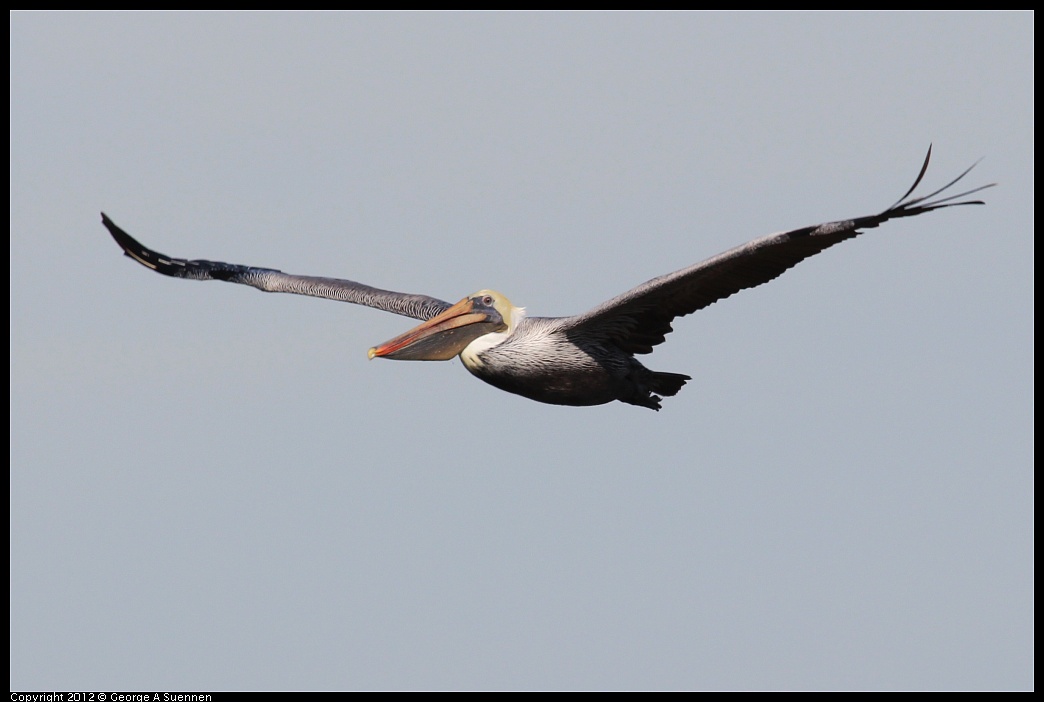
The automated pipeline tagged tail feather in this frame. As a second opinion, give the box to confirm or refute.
[650,371,690,398]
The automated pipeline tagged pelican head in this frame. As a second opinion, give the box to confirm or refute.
[368,289,517,361]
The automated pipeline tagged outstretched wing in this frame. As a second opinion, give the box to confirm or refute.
[101,214,453,322]
[560,147,993,354]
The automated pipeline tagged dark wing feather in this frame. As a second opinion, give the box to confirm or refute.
[101,214,452,321]
[560,147,993,354]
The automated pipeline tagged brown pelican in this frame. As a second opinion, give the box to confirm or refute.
[102,148,990,410]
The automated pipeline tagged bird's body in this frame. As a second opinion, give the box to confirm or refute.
[102,148,990,410]
[459,313,691,410]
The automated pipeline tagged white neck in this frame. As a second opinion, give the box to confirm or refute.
[460,306,525,369]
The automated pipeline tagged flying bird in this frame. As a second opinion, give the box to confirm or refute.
[102,148,990,410]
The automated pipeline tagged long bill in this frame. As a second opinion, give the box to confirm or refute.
[367,297,506,361]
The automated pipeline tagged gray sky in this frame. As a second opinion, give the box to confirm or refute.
[10,11,1032,691]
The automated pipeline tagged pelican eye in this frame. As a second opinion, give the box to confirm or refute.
[480,295,494,306]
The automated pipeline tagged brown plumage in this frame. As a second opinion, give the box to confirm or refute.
[103,147,990,410]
